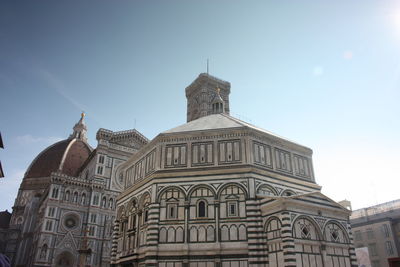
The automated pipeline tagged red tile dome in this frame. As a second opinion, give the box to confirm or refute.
[25,138,92,178]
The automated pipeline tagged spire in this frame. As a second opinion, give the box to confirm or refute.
[212,87,225,114]
[70,112,88,142]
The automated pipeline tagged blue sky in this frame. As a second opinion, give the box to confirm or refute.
[1,0,399,211]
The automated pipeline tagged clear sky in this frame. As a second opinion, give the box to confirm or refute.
[1,0,399,212]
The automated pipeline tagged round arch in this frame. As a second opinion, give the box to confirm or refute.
[264,216,282,231]
[157,186,186,202]
[323,220,350,243]
[292,215,323,240]
[187,184,216,200]
[139,191,151,209]
[127,197,139,213]
[217,182,248,199]
[256,184,279,196]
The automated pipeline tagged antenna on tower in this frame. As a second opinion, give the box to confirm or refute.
[207,58,209,75]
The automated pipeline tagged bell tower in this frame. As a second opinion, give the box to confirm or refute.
[185,73,230,122]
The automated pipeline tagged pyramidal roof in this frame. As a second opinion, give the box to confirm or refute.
[162,113,309,150]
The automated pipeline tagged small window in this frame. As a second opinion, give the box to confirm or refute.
[40,244,48,259]
[73,192,78,203]
[167,203,178,219]
[144,210,149,223]
[48,207,55,217]
[45,220,53,231]
[51,188,59,198]
[109,198,114,209]
[97,166,104,175]
[382,224,390,238]
[98,155,105,164]
[198,200,206,218]
[81,193,86,205]
[93,195,99,205]
[88,226,95,236]
[64,191,70,201]
[90,214,97,223]
[101,197,107,208]
[228,201,238,217]
[386,241,394,255]
[107,157,113,167]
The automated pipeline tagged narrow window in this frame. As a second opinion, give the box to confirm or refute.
[40,244,47,259]
[65,191,70,201]
[198,201,206,218]
[97,166,103,175]
[81,193,86,205]
[101,197,107,207]
[73,192,78,203]
[90,214,97,223]
[228,201,238,217]
[47,207,55,217]
[386,241,394,255]
[144,210,149,223]
[89,226,95,236]
[45,220,53,231]
[167,203,178,219]
[51,188,59,198]
[382,224,390,238]
[98,155,105,164]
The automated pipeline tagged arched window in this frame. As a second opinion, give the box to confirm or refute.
[81,193,86,205]
[109,198,114,209]
[101,197,107,208]
[40,244,47,259]
[65,190,70,201]
[198,200,206,218]
[73,192,78,203]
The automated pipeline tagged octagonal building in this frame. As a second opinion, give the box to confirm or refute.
[112,74,357,267]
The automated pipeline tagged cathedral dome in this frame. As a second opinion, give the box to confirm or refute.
[25,113,92,179]
[24,138,92,178]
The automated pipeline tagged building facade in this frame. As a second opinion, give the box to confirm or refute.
[112,73,357,267]
[351,199,400,267]
[6,114,148,267]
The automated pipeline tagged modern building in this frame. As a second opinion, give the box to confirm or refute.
[111,73,357,267]
[351,199,400,267]
[6,113,148,267]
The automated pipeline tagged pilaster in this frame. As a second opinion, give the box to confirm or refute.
[280,212,296,267]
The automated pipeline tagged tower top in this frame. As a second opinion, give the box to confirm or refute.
[185,73,230,122]
[70,113,88,142]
